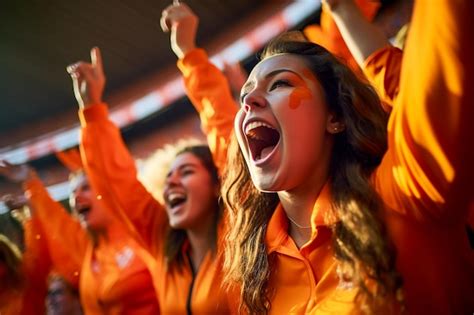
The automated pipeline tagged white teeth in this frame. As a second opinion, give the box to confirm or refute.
[167,192,186,203]
[245,121,275,135]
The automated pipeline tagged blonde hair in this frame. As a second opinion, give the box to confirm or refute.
[138,138,204,204]
[138,139,222,268]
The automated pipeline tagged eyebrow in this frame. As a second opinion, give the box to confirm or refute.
[166,163,198,178]
[241,68,303,97]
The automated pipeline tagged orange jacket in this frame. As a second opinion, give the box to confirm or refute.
[0,217,51,315]
[79,72,236,314]
[23,177,159,314]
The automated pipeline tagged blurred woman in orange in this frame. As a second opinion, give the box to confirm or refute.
[0,161,159,314]
[68,43,232,312]
[0,193,51,315]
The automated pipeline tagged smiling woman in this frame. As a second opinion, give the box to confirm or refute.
[220,0,474,312]
[224,33,393,313]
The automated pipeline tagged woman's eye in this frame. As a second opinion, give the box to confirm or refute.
[181,169,195,176]
[270,79,291,90]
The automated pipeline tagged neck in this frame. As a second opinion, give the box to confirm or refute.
[278,158,330,248]
[186,215,216,272]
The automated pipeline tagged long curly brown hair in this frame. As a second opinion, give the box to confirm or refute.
[222,32,402,314]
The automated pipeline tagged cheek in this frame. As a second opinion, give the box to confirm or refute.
[234,109,248,150]
[288,87,313,109]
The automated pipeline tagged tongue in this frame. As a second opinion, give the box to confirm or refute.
[259,145,276,161]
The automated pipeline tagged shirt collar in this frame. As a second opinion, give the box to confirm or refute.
[265,181,339,251]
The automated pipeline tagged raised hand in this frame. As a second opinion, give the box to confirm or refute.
[0,160,35,183]
[66,47,106,108]
[160,1,198,59]
[2,194,31,222]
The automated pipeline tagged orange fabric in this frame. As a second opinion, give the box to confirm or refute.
[79,99,234,312]
[24,177,85,287]
[370,0,474,313]
[23,177,159,314]
[177,48,239,173]
[55,148,83,172]
[19,217,52,315]
[189,1,474,313]
[0,217,51,315]
[363,45,403,109]
[304,0,380,74]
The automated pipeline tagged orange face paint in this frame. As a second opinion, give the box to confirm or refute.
[288,87,313,109]
[288,68,324,109]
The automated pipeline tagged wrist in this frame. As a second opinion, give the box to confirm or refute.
[174,42,196,59]
[328,0,357,17]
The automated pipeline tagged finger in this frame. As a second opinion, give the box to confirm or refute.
[66,62,81,74]
[91,47,104,75]
[2,160,13,167]
[2,194,14,205]
[173,0,180,5]
[160,14,170,32]
[74,63,95,83]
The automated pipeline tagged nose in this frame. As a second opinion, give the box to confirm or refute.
[242,90,266,113]
[165,170,181,186]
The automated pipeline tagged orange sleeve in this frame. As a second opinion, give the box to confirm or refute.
[374,0,474,221]
[363,46,403,108]
[177,49,239,173]
[79,104,165,250]
[22,217,51,285]
[19,217,51,315]
[23,177,86,286]
[305,0,380,74]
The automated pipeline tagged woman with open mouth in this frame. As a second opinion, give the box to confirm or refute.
[69,3,236,308]
[218,0,473,314]
[0,158,160,314]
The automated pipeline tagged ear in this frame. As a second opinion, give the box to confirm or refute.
[326,113,345,134]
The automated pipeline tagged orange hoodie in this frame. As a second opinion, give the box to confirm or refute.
[23,177,159,314]
[179,1,474,313]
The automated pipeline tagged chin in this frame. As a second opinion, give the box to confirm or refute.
[250,171,283,193]
[169,218,187,230]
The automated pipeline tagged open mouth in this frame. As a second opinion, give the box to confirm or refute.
[166,192,187,210]
[245,121,280,162]
[76,205,91,218]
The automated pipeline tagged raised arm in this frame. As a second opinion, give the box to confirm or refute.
[161,3,239,172]
[67,48,165,248]
[20,216,51,315]
[373,0,474,220]
[323,0,390,67]
[324,0,401,107]
[0,161,86,285]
